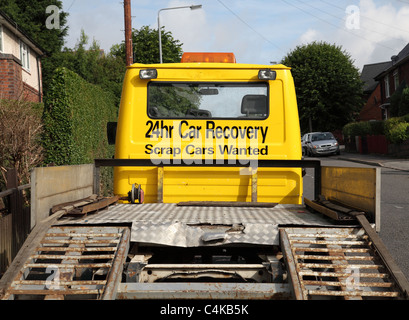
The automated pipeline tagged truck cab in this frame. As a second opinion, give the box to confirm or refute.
[113,52,303,204]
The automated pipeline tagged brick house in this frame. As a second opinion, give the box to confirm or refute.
[373,43,409,119]
[0,10,45,102]
[359,61,392,121]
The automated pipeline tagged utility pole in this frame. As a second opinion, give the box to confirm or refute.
[124,0,133,66]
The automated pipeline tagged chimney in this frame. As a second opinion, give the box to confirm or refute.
[124,0,133,66]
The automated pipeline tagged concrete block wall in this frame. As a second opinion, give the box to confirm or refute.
[30,164,95,229]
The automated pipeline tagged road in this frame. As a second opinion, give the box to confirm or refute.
[303,155,409,280]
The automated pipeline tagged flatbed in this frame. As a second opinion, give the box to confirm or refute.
[1,188,408,300]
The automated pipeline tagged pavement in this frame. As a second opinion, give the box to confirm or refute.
[335,146,409,171]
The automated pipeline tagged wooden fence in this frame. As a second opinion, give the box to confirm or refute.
[0,169,31,277]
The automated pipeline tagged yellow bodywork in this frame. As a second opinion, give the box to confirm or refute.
[113,62,303,204]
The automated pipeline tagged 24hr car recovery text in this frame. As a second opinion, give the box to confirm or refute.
[145,120,269,156]
[145,120,269,143]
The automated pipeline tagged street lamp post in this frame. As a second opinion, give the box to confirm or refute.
[158,4,202,64]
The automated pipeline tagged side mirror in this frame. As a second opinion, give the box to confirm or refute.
[107,122,117,145]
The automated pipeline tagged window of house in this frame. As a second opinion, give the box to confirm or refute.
[0,25,3,53]
[393,70,399,90]
[385,76,390,98]
[20,40,30,71]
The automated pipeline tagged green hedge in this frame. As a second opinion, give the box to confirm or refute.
[43,67,117,165]
[384,116,409,144]
[343,120,385,137]
[343,115,409,144]
[42,68,117,194]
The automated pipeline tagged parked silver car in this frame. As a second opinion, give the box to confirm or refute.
[302,132,340,156]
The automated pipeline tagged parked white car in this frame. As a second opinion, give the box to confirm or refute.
[302,132,340,156]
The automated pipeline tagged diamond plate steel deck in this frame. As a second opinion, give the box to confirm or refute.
[58,203,338,247]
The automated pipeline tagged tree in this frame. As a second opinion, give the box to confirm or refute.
[0,0,68,53]
[390,81,409,117]
[399,87,409,116]
[55,30,104,83]
[111,26,183,64]
[281,42,364,133]
[0,99,44,187]
[52,30,126,106]
[54,26,183,106]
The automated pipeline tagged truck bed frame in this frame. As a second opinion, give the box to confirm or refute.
[1,159,408,300]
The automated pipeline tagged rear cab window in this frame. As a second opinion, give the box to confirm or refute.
[147,82,269,120]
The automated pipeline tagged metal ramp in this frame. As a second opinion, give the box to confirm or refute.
[280,226,408,300]
[1,226,130,300]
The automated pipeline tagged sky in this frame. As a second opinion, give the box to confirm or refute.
[60,0,409,71]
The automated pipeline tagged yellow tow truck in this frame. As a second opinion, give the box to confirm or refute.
[1,52,408,300]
